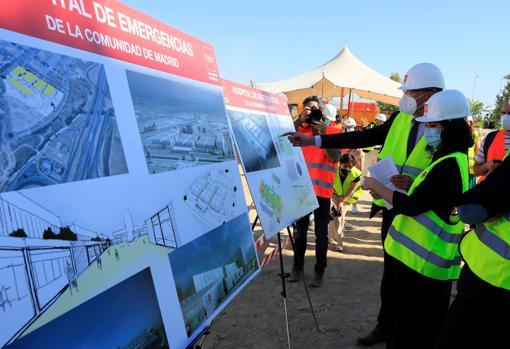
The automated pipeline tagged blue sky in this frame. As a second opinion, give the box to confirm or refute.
[123,0,509,109]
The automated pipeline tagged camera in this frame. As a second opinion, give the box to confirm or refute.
[329,206,342,221]
[306,108,323,124]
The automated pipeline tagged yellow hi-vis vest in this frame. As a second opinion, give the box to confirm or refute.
[373,112,433,208]
[467,128,480,175]
[384,152,469,280]
[460,150,510,290]
[333,166,363,205]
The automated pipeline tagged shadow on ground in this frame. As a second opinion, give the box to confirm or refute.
[206,193,386,349]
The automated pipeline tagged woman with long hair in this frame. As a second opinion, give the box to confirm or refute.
[363,90,474,349]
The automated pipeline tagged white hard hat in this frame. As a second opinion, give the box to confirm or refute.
[399,63,445,91]
[375,114,387,122]
[415,90,470,123]
[323,104,337,122]
[343,117,356,127]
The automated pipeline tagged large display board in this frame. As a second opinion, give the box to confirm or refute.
[223,80,318,238]
[0,1,259,348]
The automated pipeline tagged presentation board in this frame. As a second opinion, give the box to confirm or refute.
[223,80,318,238]
[0,1,259,348]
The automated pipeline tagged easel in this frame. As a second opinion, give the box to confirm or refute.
[186,321,212,349]
[253,215,321,349]
[188,215,321,349]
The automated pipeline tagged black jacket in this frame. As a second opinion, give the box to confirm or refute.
[457,156,510,224]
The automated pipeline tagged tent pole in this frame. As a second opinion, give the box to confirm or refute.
[347,88,353,118]
[339,87,344,118]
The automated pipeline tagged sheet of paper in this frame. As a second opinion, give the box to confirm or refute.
[368,156,404,209]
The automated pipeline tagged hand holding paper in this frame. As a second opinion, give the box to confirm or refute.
[365,157,406,209]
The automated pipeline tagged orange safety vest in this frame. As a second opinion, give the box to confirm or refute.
[300,123,340,198]
[478,130,506,183]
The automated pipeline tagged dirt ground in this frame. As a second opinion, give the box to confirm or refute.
[206,173,386,349]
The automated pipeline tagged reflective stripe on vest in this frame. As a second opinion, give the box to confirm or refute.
[311,178,334,189]
[388,226,462,268]
[474,225,510,259]
[461,213,510,291]
[307,162,337,173]
[413,213,463,243]
[384,152,469,280]
[301,124,340,198]
[373,113,432,208]
[460,151,510,290]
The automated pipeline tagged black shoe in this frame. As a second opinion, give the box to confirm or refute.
[310,272,323,288]
[356,326,385,347]
[288,268,302,282]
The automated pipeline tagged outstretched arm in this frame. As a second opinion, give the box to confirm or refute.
[458,156,510,223]
[284,114,395,150]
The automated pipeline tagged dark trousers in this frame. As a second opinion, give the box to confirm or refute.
[375,208,397,338]
[386,259,452,349]
[293,196,330,274]
[435,265,510,349]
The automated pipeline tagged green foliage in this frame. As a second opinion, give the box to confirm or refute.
[390,72,402,83]
[9,228,27,238]
[58,226,78,241]
[469,99,484,118]
[43,227,57,240]
[91,236,103,242]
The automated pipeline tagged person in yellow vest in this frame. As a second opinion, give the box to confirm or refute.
[328,153,363,252]
[290,96,341,288]
[284,63,446,346]
[466,115,480,188]
[435,150,510,349]
[343,117,363,214]
[361,114,387,180]
[363,89,473,349]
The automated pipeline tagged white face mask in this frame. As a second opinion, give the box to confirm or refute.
[399,94,418,115]
[345,127,355,132]
[424,127,442,148]
[502,114,510,130]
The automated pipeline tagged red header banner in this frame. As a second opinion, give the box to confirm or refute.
[0,0,221,85]
[223,79,289,115]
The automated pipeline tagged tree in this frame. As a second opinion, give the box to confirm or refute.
[91,236,102,242]
[390,72,402,82]
[489,81,510,127]
[58,226,77,241]
[377,72,402,113]
[469,99,485,119]
[9,228,27,238]
[43,227,57,240]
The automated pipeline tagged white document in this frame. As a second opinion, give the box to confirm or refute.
[368,156,405,209]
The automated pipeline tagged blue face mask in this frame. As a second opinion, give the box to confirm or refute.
[424,127,442,148]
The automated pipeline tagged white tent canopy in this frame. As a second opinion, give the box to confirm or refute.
[255,46,403,105]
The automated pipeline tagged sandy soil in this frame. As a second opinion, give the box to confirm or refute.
[205,175,386,349]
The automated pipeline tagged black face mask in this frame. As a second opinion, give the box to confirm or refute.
[340,168,350,176]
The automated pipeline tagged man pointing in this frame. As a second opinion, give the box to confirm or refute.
[285,63,446,346]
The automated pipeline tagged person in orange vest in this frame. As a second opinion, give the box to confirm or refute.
[289,96,341,288]
[473,98,510,181]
